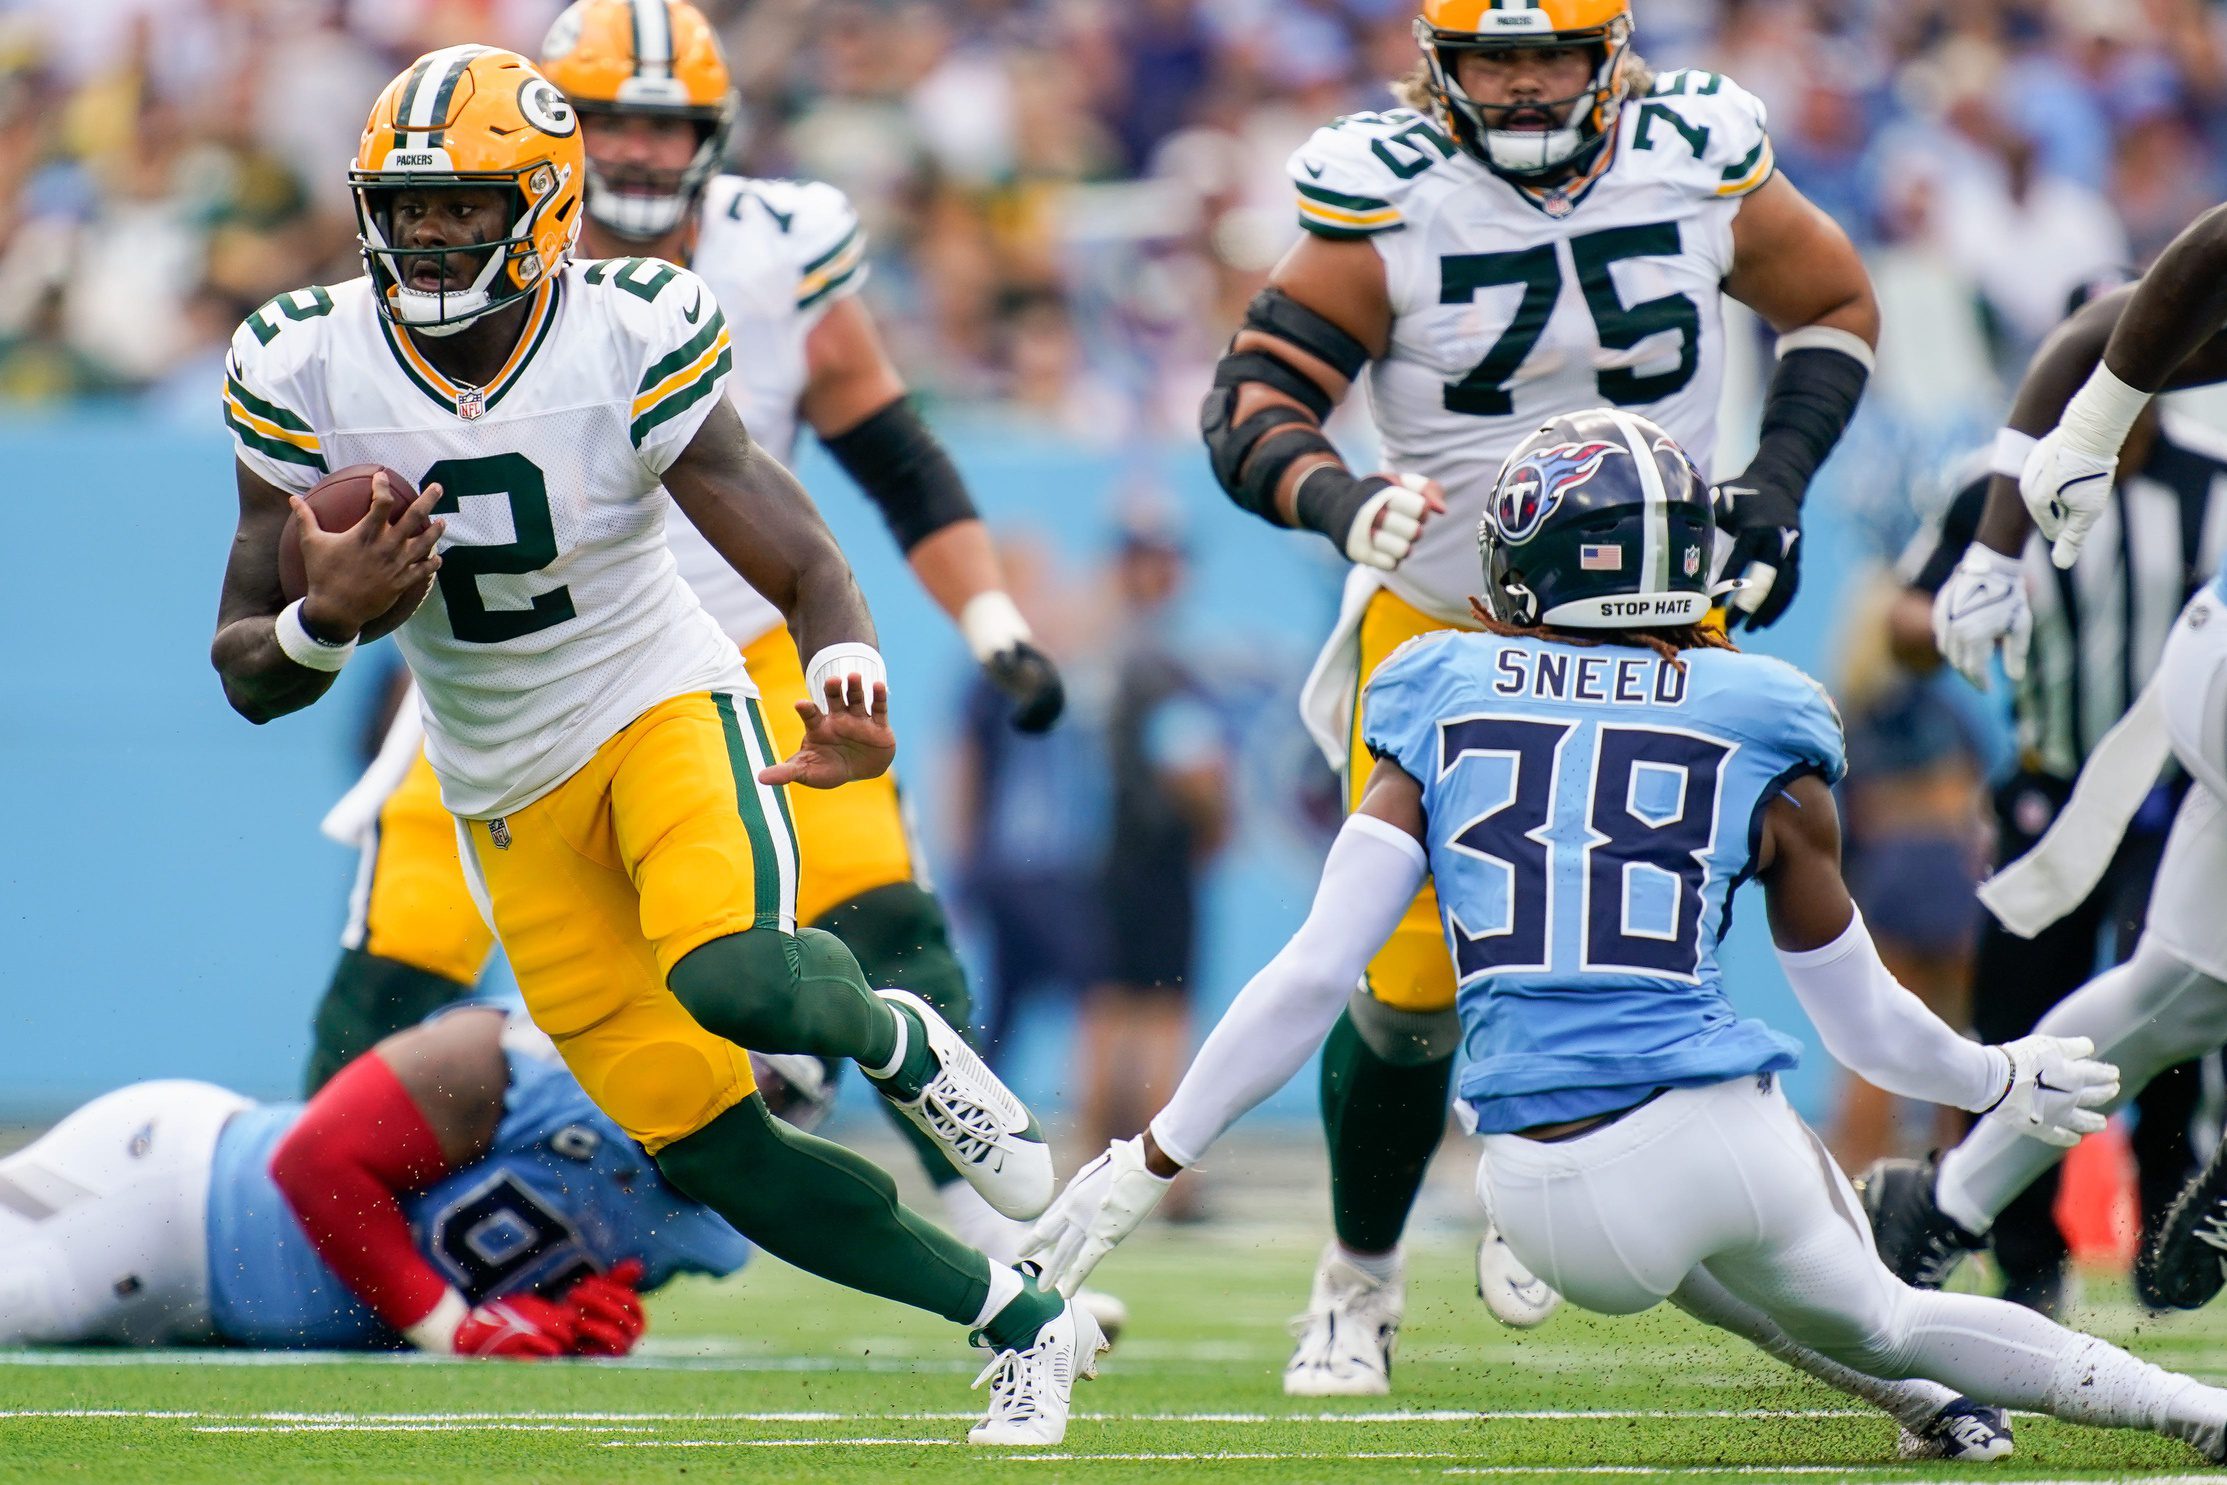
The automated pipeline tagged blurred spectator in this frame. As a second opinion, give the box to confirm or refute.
[1826,574,1991,1171]
[1076,516,1231,1218]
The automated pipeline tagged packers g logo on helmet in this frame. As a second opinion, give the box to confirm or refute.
[350,46,585,335]
[540,0,738,242]
[1414,0,1636,181]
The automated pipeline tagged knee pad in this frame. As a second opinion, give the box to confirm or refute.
[814,883,972,1030]
[667,930,802,1047]
[1347,987,1461,1065]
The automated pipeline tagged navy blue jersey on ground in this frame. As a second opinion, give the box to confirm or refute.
[1363,631,1847,1134]
[203,1016,750,1348]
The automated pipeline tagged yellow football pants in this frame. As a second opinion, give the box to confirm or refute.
[460,689,792,1151]
[353,627,919,986]
[1349,588,1465,1016]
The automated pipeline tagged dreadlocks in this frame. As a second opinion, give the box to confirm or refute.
[1466,598,1736,671]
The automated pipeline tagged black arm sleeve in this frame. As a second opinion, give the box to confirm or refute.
[1740,345,1871,503]
[821,396,978,553]
[1905,478,1989,595]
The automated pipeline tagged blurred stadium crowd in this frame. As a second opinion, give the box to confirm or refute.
[1,0,2224,434]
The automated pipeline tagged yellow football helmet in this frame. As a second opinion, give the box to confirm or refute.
[351,46,585,334]
[539,0,737,241]
[1414,0,1636,180]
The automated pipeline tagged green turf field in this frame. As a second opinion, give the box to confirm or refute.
[4,1228,2224,1484]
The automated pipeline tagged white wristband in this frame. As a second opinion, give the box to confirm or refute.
[402,1288,468,1352]
[2059,361,2151,458]
[804,642,888,701]
[958,591,1033,665]
[1989,427,2038,479]
[275,598,357,672]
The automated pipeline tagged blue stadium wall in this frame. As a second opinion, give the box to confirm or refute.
[0,410,1861,1122]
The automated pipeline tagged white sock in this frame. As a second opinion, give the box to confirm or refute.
[1671,1270,1954,1431]
[1337,1244,1402,1285]
[943,1181,1025,1266]
[2048,1333,2227,1451]
[972,1261,1023,1329]
[864,1002,908,1082]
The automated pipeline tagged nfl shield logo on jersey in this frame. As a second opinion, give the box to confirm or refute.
[456,386,486,421]
[489,817,511,850]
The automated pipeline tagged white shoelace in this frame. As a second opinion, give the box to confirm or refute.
[972,1331,1068,1430]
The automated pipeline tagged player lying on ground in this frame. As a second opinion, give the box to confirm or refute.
[0,1004,834,1353]
[210,46,1092,1442]
[304,4,1061,1300]
[1198,0,1876,1389]
[1868,206,2227,1309]
[1024,410,2227,1465]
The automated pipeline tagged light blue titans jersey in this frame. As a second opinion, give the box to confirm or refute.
[204,1018,750,1348]
[2212,546,2227,601]
[1364,631,1846,1134]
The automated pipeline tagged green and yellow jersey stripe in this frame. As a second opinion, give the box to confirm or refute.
[631,308,734,447]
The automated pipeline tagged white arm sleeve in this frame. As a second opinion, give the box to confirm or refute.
[1149,814,1428,1168]
[1778,909,2010,1112]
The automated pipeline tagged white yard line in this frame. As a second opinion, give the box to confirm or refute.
[0,1407,1877,1425]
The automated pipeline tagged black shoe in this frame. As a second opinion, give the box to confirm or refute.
[1855,1155,1984,1289]
[2137,1142,2227,1311]
[1897,1396,2014,1461]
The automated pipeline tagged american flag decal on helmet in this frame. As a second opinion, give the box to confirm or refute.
[1579,543,1622,571]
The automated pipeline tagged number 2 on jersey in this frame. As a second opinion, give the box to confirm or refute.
[1440,222,1701,416]
[422,452,578,644]
[1438,715,1729,982]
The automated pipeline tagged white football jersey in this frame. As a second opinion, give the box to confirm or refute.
[660,175,868,646]
[1290,70,1775,619]
[224,260,749,819]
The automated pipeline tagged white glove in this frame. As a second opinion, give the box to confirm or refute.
[1931,544,2031,690]
[1017,1136,1172,1297]
[1980,1034,2120,1148]
[1345,473,1436,571]
[2020,426,2119,569]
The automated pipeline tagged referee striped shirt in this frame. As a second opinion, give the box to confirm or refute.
[1904,413,2227,778]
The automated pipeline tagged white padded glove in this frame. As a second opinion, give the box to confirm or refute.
[1018,1136,1172,1297]
[2021,427,2119,570]
[1932,544,2031,690]
[1980,1034,2120,1148]
[1345,473,1435,571]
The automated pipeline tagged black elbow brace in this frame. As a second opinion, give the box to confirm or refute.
[1199,288,1370,522]
[1744,339,1871,497]
[822,397,977,552]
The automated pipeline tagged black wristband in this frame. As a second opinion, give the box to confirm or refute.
[1747,344,1870,498]
[822,396,978,552]
[1292,467,1392,549]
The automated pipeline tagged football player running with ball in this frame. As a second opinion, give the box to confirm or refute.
[305,0,1061,1282]
[1026,412,2227,1467]
[1198,0,1877,1393]
[211,47,1094,1442]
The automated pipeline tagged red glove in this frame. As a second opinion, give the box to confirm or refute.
[559,1260,648,1357]
[450,1295,579,1359]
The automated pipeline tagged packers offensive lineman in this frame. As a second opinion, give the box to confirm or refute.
[0,1004,806,1355]
[211,47,1097,1442]
[1196,0,1878,1392]
[1022,412,2227,1468]
[306,0,1062,1281]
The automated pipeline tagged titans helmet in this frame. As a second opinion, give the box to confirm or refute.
[1477,409,1714,629]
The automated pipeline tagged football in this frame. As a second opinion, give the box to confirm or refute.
[276,463,435,641]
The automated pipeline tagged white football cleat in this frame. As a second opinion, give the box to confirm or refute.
[874,988,1054,1220]
[967,1297,1108,1445]
[1477,1223,1560,1328]
[1283,1243,1401,1397]
[1077,1287,1129,1347]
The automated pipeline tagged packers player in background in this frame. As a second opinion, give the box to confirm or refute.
[1198,0,1879,1393]
[212,47,1096,1441]
[307,0,1065,1271]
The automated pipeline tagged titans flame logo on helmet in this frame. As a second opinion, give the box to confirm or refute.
[1492,441,1624,545]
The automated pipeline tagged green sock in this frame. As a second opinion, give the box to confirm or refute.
[304,948,471,1096]
[654,1095,991,1323]
[814,884,977,1177]
[980,1271,1065,1351]
[1319,1008,1454,1255]
[668,927,901,1069]
[867,1001,939,1103]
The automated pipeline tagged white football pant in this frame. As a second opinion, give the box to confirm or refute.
[0,1079,247,1345]
[1937,586,2227,1233]
[1478,1075,2227,1441]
